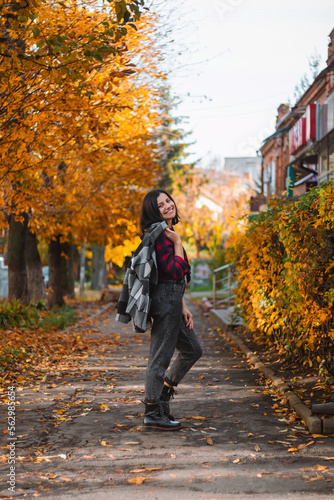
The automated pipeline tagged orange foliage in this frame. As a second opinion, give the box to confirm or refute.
[0,0,164,245]
[173,167,250,260]
[230,184,334,377]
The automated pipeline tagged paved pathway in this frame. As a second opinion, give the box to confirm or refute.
[1,299,334,499]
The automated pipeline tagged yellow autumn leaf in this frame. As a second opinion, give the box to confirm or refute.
[298,441,314,450]
[127,476,146,485]
[100,440,113,447]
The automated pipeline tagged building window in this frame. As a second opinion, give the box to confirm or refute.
[263,160,276,196]
[318,145,334,183]
[320,154,327,173]
[329,152,334,181]
[318,150,329,184]
[318,130,334,184]
[271,160,276,195]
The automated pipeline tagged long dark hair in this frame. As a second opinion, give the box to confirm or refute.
[140,189,180,233]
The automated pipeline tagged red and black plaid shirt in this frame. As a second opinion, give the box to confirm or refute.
[155,231,191,283]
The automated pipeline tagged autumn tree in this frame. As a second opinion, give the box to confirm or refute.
[0,0,166,304]
[174,166,251,260]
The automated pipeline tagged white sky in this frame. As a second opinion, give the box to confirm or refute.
[156,0,334,167]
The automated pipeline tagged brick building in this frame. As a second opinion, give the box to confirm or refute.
[259,28,334,199]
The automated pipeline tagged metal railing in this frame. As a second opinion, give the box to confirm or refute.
[212,263,235,309]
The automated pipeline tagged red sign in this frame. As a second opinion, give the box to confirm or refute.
[289,103,316,155]
[306,103,316,141]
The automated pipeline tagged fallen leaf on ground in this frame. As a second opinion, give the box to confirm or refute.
[304,474,326,482]
[254,445,261,452]
[127,476,146,485]
[302,465,328,472]
[101,441,113,447]
[207,437,213,445]
[298,441,314,450]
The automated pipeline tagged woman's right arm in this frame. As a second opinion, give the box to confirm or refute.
[155,231,190,280]
[163,228,184,259]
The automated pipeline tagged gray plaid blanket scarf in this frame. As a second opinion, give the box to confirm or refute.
[115,221,168,333]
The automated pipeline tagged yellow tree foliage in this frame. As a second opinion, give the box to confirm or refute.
[230,184,334,377]
[0,0,163,245]
[173,167,250,260]
[105,234,141,268]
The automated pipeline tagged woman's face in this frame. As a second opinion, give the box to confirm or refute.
[157,192,176,226]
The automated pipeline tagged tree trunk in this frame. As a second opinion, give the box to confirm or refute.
[47,235,65,307]
[25,227,46,302]
[79,242,86,296]
[91,245,108,290]
[61,242,75,299]
[195,239,201,259]
[7,214,29,304]
[66,243,75,299]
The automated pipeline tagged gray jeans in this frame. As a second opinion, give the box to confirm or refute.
[145,281,203,403]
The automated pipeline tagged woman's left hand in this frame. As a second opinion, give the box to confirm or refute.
[182,306,194,330]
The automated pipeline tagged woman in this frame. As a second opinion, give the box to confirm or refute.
[140,189,203,432]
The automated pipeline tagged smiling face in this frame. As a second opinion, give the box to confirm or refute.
[157,192,176,227]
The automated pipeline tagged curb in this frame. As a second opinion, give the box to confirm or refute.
[209,309,329,436]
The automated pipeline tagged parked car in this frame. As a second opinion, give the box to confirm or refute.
[42,266,49,288]
[0,259,49,296]
[0,256,8,297]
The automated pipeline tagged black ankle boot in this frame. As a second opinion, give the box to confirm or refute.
[143,401,181,432]
[160,385,177,421]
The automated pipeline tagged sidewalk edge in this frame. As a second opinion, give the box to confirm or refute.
[209,309,324,435]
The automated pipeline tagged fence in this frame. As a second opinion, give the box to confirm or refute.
[212,263,235,309]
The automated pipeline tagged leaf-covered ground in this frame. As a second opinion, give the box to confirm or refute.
[0,300,118,386]
[1,299,334,499]
[234,325,334,409]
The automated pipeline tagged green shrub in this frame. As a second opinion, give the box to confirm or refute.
[0,301,76,331]
[40,305,76,331]
[0,346,27,368]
